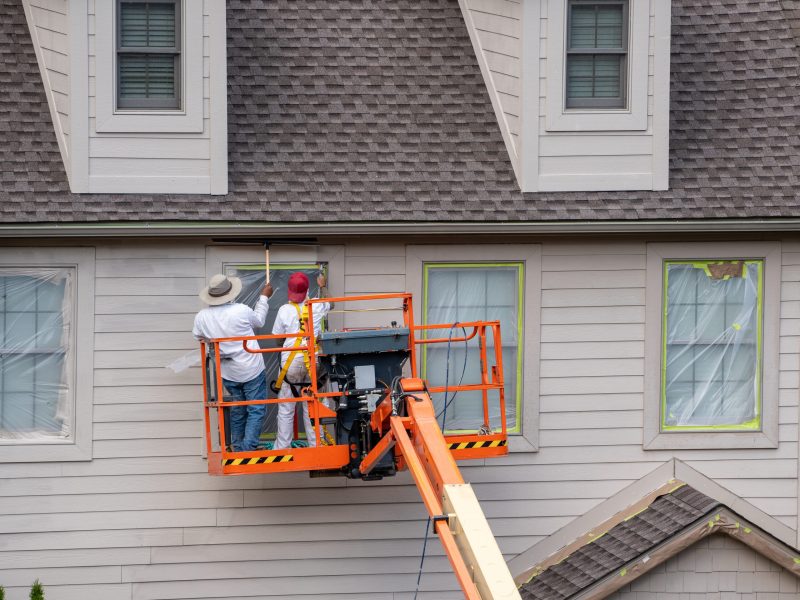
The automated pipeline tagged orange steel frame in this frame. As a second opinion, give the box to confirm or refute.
[201,293,509,476]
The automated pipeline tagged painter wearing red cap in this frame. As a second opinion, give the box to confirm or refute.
[287,272,310,304]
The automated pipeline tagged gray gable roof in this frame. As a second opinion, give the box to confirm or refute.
[3,0,800,224]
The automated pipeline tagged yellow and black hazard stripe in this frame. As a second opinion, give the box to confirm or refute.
[447,440,507,451]
[224,455,294,466]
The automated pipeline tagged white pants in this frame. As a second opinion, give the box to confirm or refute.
[274,358,316,450]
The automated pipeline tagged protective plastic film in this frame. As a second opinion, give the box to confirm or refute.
[0,269,73,440]
[227,264,325,439]
[662,260,763,430]
[424,263,522,433]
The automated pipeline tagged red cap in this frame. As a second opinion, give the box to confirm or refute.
[287,272,309,303]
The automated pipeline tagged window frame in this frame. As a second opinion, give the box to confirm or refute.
[565,0,629,109]
[421,262,525,435]
[644,242,780,450]
[0,248,95,463]
[406,244,541,453]
[115,0,182,111]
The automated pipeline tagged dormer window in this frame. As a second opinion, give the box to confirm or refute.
[565,0,628,109]
[116,0,181,110]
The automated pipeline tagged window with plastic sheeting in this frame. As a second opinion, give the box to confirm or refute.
[0,269,73,441]
[226,263,327,441]
[117,0,181,110]
[422,263,523,434]
[662,260,764,431]
[566,0,628,109]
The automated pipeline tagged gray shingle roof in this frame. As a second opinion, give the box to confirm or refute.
[520,486,721,599]
[3,0,800,223]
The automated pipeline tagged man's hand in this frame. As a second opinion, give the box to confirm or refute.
[316,274,327,289]
[261,283,274,298]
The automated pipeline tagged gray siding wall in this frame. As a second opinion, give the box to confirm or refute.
[0,238,797,599]
[23,0,70,170]
[606,534,799,598]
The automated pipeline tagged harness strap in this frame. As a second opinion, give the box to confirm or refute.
[274,302,311,390]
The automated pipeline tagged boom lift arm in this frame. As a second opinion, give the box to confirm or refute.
[201,293,521,599]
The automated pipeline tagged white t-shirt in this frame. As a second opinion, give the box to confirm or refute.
[193,297,269,382]
[272,299,330,365]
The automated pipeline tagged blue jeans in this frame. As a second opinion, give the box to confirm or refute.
[223,372,267,452]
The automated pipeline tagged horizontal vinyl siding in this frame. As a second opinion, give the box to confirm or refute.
[0,238,797,599]
[535,1,657,188]
[86,1,212,187]
[464,0,521,156]
[26,0,70,169]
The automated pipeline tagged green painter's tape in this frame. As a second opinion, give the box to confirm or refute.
[661,260,764,432]
[422,262,524,434]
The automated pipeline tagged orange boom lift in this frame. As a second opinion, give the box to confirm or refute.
[200,293,521,600]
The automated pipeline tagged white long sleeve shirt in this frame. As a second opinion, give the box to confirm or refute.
[193,297,270,382]
[272,299,330,365]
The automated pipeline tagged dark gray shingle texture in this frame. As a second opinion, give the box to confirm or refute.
[520,486,721,600]
[3,0,800,223]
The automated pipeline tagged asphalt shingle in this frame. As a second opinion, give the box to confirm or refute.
[2,0,800,223]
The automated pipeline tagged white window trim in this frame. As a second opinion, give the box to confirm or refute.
[406,244,542,453]
[95,0,203,133]
[545,0,649,132]
[644,242,781,450]
[0,248,95,462]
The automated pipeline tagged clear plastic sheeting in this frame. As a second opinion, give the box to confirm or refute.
[227,264,325,439]
[0,269,73,440]
[424,264,522,433]
[663,260,763,430]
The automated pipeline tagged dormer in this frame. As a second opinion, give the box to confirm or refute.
[22,0,228,194]
[461,0,670,192]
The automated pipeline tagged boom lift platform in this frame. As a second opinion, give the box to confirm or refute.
[200,293,522,600]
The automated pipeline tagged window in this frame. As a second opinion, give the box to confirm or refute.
[566,0,628,109]
[0,247,94,463]
[0,270,72,440]
[226,263,328,442]
[662,261,762,431]
[116,0,181,110]
[422,263,524,434]
[644,243,780,450]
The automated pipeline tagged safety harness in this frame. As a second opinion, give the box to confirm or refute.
[273,301,335,446]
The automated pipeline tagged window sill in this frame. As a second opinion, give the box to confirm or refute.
[644,430,778,451]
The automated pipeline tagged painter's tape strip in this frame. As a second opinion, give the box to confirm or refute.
[447,440,507,450]
[224,455,294,466]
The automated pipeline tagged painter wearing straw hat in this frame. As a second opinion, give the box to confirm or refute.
[193,274,273,451]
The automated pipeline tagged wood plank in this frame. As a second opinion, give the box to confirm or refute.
[344,274,405,294]
[95,349,201,369]
[96,277,204,296]
[2,584,132,600]
[95,258,205,278]
[95,331,198,351]
[96,296,201,315]
[90,137,210,160]
[94,367,199,387]
[542,270,645,289]
[541,306,646,325]
[540,341,644,360]
[540,135,652,158]
[542,288,645,307]
[540,394,642,413]
[540,358,644,377]
[540,375,643,395]
[95,313,196,333]
[0,547,149,569]
[0,509,217,534]
[470,10,521,37]
[541,323,644,342]
[93,388,200,407]
[346,256,406,275]
[540,410,642,429]
[543,242,646,256]
[0,490,241,515]
[94,420,202,439]
[90,158,209,177]
[0,565,122,586]
[542,254,646,271]
[93,438,201,459]
[95,243,205,260]
[467,0,520,20]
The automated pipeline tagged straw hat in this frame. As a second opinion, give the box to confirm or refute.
[199,274,242,306]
